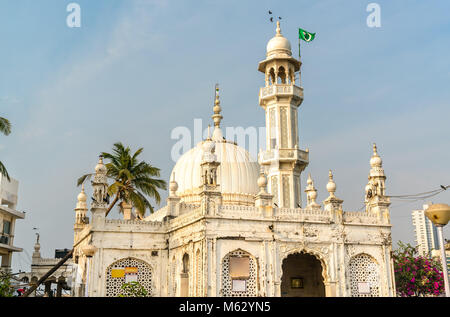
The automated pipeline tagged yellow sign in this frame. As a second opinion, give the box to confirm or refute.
[125,267,138,274]
[111,268,125,278]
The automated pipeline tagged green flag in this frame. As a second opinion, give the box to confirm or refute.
[299,28,316,42]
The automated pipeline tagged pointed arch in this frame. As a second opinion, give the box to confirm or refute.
[105,257,153,297]
[278,66,287,84]
[280,247,330,285]
[221,249,258,296]
[348,253,380,297]
[268,68,276,85]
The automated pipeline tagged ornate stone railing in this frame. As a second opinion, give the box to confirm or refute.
[105,219,165,228]
[274,207,331,222]
[259,84,303,100]
[217,205,260,218]
[343,211,380,225]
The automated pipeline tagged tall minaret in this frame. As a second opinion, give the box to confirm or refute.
[258,21,309,208]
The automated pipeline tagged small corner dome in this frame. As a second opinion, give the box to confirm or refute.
[370,144,382,167]
[95,157,107,174]
[370,155,382,167]
[77,190,87,202]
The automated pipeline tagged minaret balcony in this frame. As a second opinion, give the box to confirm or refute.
[259,84,303,106]
[258,148,309,165]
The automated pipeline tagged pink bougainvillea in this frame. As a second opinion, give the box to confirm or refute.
[392,241,444,297]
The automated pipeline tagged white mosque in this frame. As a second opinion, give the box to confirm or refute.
[70,22,396,297]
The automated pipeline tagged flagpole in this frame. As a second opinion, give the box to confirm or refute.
[298,32,302,87]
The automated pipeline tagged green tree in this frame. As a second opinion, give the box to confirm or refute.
[0,116,11,181]
[118,281,149,297]
[78,142,167,218]
[0,271,14,297]
[392,241,444,297]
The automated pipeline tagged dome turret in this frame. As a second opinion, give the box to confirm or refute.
[95,156,107,175]
[370,143,382,168]
[266,21,292,58]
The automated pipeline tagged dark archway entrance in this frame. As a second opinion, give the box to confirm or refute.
[281,252,325,297]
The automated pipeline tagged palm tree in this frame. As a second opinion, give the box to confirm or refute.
[78,142,167,218]
[0,116,11,181]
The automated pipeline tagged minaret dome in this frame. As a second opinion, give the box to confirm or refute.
[266,21,292,58]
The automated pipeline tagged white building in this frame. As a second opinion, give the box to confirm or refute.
[431,246,450,280]
[412,203,439,257]
[0,175,25,271]
[71,22,396,297]
[18,235,73,297]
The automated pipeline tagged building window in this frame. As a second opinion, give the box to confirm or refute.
[349,254,380,297]
[2,220,11,235]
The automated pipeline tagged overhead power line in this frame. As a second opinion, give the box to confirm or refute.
[387,185,449,202]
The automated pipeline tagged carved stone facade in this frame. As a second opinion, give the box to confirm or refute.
[71,21,396,297]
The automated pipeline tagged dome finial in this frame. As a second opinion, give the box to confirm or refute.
[169,172,179,196]
[326,170,336,197]
[212,84,222,128]
[307,173,313,185]
[373,143,378,155]
[212,83,224,141]
[276,20,281,36]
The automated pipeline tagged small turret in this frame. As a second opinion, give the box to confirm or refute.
[32,233,41,260]
[365,143,390,222]
[90,155,109,225]
[323,170,343,214]
[305,174,320,209]
[75,184,88,226]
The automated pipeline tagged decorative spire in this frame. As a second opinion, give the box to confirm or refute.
[257,168,268,194]
[212,84,224,141]
[76,184,87,209]
[212,84,222,128]
[276,20,281,36]
[169,172,179,196]
[370,143,383,168]
[305,174,319,208]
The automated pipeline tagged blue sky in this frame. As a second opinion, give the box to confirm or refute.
[1,0,449,272]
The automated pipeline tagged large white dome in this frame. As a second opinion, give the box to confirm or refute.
[171,137,260,206]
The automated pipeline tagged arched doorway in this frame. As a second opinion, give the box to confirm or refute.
[281,252,325,297]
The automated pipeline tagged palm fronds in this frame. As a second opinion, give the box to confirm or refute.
[0,117,11,136]
[78,142,167,218]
